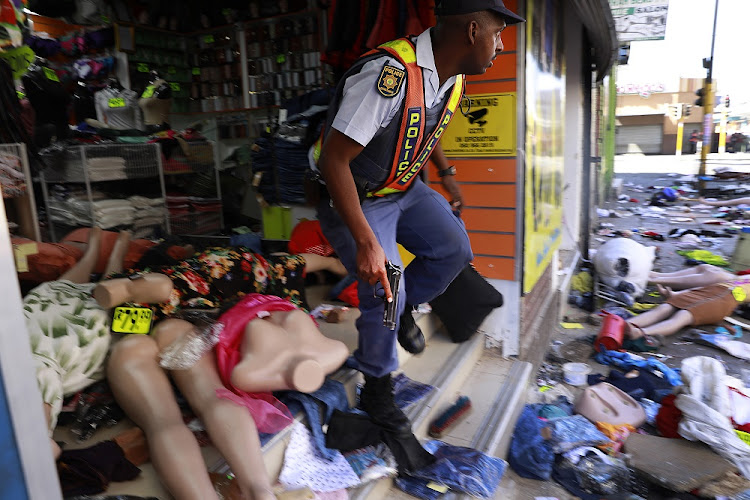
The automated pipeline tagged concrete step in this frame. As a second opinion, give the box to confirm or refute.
[348,330,487,500]
[373,354,532,500]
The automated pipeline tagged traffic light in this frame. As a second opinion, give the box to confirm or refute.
[685,104,692,116]
[695,88,705,107]
[618,44,630,65]
[725,96,730,108]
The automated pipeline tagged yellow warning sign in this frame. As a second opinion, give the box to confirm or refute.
[441,92,516,158]
[111,306,153,334]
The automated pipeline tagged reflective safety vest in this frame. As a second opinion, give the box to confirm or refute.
[315,38,465,197]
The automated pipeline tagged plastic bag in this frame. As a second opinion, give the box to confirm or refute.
[508,405,554,480]
[640,398,661,426]
[544,415,610,453]
[158,313,223,370]
[560,447,631,496]
[343,443,397,484]
[592,238,656,298]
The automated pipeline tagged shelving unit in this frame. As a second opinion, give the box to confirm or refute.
[187,26,243,113]
[162,140,224,236]
[1,143,41,241]
[115,1,327,235]
[127,26,191,112]
[245,6,323,108]
[39,143,170,241]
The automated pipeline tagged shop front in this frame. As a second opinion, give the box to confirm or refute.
[0,1,615,496]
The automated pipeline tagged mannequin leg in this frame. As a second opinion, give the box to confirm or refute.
[649,264,734,289]
[59,227,103,283]
[107,334,219,500]
[300,253,348,277]
[153,320,275,500]
[44,403,61,460]
[700,196,750,206]
[636,310,694,338]
[649,267,709,279]
[628,303,677,328]
[103,230,131,277]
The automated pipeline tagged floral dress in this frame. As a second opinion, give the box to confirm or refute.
[116,247,308,321]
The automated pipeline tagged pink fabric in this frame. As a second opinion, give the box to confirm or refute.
[215,293,297,433]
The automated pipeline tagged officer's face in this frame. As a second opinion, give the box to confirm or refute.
[471,16,506,74]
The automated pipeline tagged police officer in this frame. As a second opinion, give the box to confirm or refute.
[316,0,524,433]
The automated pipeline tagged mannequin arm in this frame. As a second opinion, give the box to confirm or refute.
[93,273,174,308]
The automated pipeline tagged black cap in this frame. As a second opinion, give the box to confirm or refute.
[435,0,525,24]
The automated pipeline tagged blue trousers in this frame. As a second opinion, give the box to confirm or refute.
[318,178,472,377]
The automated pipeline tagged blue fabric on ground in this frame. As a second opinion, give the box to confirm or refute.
[395,476,444,500]
[392,372,435,410]
[594,348,682,386]
[508,405,554,480]
[413,440,507,498]
[545,415,609,453]
[396,440,507,499]
[277,379,350,460]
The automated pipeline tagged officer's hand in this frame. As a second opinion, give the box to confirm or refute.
[356,240,392,302]
[441,175,464,215]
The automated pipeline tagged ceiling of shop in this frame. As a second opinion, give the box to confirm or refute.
[569,0,618,81]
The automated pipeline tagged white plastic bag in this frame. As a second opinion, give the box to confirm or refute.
[593,238,656,297]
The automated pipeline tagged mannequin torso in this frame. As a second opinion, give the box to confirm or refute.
[94,85,143,130]
[138,78,172,128]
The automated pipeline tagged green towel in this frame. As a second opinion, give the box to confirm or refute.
[676,249,729,267]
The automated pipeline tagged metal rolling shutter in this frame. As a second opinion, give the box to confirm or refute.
[616,125,663,154]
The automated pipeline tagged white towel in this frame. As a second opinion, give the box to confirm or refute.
[279,422,360,493]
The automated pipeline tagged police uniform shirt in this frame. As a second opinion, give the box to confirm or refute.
[332,28,459,148]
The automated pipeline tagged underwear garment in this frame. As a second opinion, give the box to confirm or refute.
[666,283,738,325]
[213,293,298,434]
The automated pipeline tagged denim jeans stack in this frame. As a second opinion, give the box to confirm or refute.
[250,136,307,204]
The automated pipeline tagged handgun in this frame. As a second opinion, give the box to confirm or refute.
[382,261,401,330]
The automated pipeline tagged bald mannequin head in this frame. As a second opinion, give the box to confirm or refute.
[433,10,507,78]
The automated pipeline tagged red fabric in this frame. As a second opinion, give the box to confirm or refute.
[13,237,83,283]
[61,228,157,274]
[15,229,189,284]
[366,0,397,49]
[737,269,750,276]
[214,294,296,434]
[415,0,436,30]
[288,220,335,257]
[20,98,35,137]
[655,394,683,438]
[404,0,425,37]
[337,280,360,307]
[0,0,17,24]
[341,0,372,70]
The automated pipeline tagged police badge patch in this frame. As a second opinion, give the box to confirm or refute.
[376,64,405,98]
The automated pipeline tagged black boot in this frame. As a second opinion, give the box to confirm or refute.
[359,373,411,434]
[398,305,425,354]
